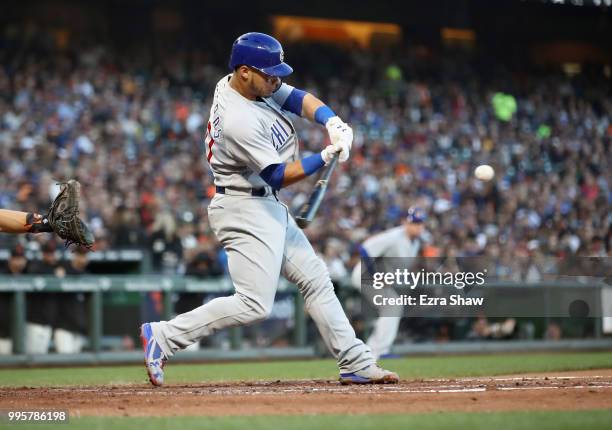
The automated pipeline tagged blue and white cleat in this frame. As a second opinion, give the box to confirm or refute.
[339,364,399,385]
[140,323,167,387]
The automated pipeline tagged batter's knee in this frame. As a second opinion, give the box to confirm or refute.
[299,274,336,303]
[236,292,274,323]
[286,255,337,302]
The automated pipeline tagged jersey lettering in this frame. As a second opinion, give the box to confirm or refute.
[271,119,290,150]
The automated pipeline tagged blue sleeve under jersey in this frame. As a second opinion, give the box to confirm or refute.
[281,88,307,116]
[260,163,286,190]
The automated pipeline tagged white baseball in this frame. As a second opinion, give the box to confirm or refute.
[474,164,495,181]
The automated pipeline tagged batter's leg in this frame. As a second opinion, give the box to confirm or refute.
[150,196,287,357]
[0,210,52,234]
[281,216,375,373]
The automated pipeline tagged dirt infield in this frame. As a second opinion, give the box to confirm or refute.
[1,369,611,417]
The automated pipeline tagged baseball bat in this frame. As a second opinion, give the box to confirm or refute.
[295,153,339,229]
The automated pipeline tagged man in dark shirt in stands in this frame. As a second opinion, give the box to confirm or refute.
[0,244,29,354]
[55,247,90,353]
[25,241,62,354]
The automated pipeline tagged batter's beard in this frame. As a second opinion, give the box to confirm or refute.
[260,88,275,98]
[261,80,281,97]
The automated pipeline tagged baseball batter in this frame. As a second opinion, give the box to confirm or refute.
[351,207,426,359]
[141,32,398,386]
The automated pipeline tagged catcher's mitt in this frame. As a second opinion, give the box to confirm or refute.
[47,180,95,249]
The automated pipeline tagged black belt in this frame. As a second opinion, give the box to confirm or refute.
[216,186,272,197]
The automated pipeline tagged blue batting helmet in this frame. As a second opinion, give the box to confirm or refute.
[406,207,427,224]
[229,32,293,77]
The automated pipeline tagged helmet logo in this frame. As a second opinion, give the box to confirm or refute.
[279,49,284,63]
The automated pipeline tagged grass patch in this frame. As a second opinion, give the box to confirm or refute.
[0,351,610,387]
[28,410,612,430]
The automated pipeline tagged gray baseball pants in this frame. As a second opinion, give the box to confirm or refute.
[151,192,375,373]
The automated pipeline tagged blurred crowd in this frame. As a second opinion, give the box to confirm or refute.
[0,27,609,354]
[0,28,610,282]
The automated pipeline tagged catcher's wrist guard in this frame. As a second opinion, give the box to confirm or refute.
[26,213,53,233]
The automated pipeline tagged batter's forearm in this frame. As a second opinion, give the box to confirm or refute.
[287,90,335,126]
[282,160,308,187]
[301,93,325,122]
[260,153,326,190]
[283,152,326,187]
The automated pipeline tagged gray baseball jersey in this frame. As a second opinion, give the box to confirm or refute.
[151,74,376,374]
[205,75,298,188]
[362,226,421,259]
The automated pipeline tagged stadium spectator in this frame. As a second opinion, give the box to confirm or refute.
[0,244,29,354]
[54,247,90,353]
[25,241,63,354]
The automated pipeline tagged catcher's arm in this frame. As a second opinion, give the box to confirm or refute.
[0,210,49,233]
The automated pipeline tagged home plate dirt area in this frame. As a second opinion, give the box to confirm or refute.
[1,369,611,417]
